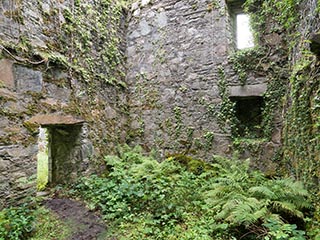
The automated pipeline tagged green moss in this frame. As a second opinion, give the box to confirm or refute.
[23,121,39,135]
[167,153,212,175]
[3,9,24,24]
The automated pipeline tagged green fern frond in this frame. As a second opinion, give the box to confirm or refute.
[249,186,276,199]
[270,201,304,219]
[253,206,268,220]
[230,198,263,225]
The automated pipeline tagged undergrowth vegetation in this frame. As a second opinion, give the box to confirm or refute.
[0,205,35,240]
[0,205,71,240]
[73,146,315,239]
[0,146,318,239]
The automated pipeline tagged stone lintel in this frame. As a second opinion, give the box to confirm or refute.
[27,114,85,126]
[229,84,267,97]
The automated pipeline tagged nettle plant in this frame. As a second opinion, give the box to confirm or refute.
[0,205,35,240]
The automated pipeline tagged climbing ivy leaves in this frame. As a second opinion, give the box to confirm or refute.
[58,0,127,88]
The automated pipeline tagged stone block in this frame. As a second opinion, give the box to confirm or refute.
[13,65,43,93]
[229,84,267,97]
[0,88,18,100]
[139,19,151,36]
[4,101,26,114]
[265,33,282,46]
[156,12,168,28]
[0,159,9,171]
[27,114,85,126]
[46,84,71,102]
[141,0,151,7]
[0,59,14,88]
[105,106,117,119]
[7,146,30,158]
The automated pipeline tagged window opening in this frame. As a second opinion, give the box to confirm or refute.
[230,96,264,138]
[227,0,254,49]
[236,14,254,49]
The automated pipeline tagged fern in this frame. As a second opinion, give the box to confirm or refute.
[249,186,276,199]
[270,201,304,219]
[74,147,311,239]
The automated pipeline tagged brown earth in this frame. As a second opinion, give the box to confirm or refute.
[44,198,107,240]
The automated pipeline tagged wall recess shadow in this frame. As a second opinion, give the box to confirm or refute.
[230,96,264,138]
[48,124,83,186]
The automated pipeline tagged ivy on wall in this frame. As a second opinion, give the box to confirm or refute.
[0,0,131,164]
[0,0,128,88]
[283,56,320,186]
[238,1,320,230]
[219,0,319,187]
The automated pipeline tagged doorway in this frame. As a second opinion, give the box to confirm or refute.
[36,124,83,190]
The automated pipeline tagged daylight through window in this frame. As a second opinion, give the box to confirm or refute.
[236,14,254,49]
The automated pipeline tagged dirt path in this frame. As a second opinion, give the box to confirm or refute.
[44,198,107,240]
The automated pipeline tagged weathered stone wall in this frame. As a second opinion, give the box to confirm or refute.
[126,0,277,161]
[282,0,320,185]
[0,0,128,208]
[4,0,318,208]
[127,0,230,158]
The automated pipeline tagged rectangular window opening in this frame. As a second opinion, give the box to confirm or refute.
[227,0,255,49]
[230,96,264,138]
[236,13,254,49]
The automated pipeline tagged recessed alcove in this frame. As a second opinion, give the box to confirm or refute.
[310,33,320,57]
[230,96,264,138]
[229,84,266,138]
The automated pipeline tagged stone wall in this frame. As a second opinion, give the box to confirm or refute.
[3,0,318,208]
[282,0,320,185]
[126,0,278,161]
[127,0,229,158]
[0,0,128,208]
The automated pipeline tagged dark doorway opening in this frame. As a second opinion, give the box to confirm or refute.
[48,125,82,186]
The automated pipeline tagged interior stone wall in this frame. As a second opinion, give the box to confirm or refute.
[0,0,128,208]
[127,0,229,158]
[126,0,272,160]
[3,0,318,208]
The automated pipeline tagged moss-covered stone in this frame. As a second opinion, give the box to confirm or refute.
[167,153,212,175]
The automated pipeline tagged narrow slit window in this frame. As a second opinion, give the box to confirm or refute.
[236,14,254,49]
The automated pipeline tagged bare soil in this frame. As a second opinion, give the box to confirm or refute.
[44,198,107,240]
